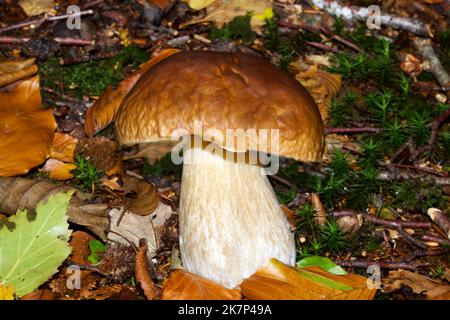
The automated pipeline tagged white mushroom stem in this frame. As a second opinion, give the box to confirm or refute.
[179,146,296,289]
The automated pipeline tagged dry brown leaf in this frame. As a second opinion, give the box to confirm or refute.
[162,269,242,300]
[0,58,38,87]
[0,177,109,240]
[39,158,77,180]
[383,269,450,300]
[19,0,55,16]
[20,288,54,300]
[0,76,56,176]
[135,239,159,300]
[84,49,180,136]
[294,63,342,121]
[124,176,159,216]
[311,193,327,226]
[184,0,273,33]
[70,231,95,265]
[101,176,123,191]
[281,204,299,230]
[50,133,78,163]
[241,258,376,300]
[400,53,423,77]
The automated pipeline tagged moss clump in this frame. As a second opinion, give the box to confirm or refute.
[39,45,149,98]
[210,14,255,45]
[141,153,182,179]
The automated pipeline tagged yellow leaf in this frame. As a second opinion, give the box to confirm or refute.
[185,0,217,10]
[183,0,273,33]
[162,269,242,300]
[0,75,56,176]
[40,159,76,180]
[241,258,376,300]
[0,284,15,300]
[0,58,38,87]
[19,0,56,17]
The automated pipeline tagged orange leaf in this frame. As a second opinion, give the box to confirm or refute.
[40,158,76,180]
[0,75,56,176]
[50,133,78,163]
[162,269,242,300]
[241,258,376,300]
[84,48,180,136]
[70,231,95,265]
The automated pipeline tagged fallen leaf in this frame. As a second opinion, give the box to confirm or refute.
[84,49,180,136]
[0,191,73,297]
[297,256,347,275]
[0,76,56,176]
[184,0,273,33]
[40,158,77,180]
[20,288,54,300]
[293,63,342,121]
[70,231,95,265]
[101,176,123,191]
[383,269,450,300]
[0,284,15,300]
[107,203,172,260]
[311,193,327,226]
[135,239,159,300]
[18,0,55,16]
[0,58,38,87]
[281,204,299,230]
[162,269,242,300]
[184,0,216,10]
[241,258,376,300]
[337,214,363,234]
[427,208,450,239]
[400,53,423,77]
[50,133,78,163]
[124,176,159,216]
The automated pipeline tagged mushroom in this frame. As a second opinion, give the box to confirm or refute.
[115,51,324,288]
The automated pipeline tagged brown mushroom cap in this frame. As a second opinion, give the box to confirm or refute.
[115,51,325,162]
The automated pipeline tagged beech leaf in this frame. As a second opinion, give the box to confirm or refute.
[297,256,348,275]
[0,191,73,297]
[162,269,242,300]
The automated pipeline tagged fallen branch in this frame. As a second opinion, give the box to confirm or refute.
[413,38,450,89]
[397,228,428,249]
[325,127,381,134]
[377,169,450,186]
[333,259,425,270]
[0,10,94,34]
[421,234,450,246]
[333,210,431,229]
[406,248,449,262]
[390,163,447,177]
[308,0,432,37]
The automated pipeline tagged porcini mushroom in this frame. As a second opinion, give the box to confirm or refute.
[115,51,324,288]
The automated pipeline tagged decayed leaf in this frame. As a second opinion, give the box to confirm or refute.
[162,269,242,300]
[40,158,77,180]
[124,176,159,216]
[84,49,180,136]
[383,270,450,300]
[0,177,109,240]
[0,191,73,297]
[292,62,342,121]
[311,193,327,226]
[20,288,54,300]
[0,284,15,300]
[427,208,450,239]
[0,58,38,87]
[18,0,55,17]
[70,231,95,265]
[184,0,216,10]
[241,258,376,300]
[50,133,78,163]
[184,0,273,33]
[107,203,172,259]
[0,75,56,176]
[135,239,159,300]
[297,256,347,276]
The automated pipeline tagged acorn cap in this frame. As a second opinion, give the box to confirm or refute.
[115,51,325,162]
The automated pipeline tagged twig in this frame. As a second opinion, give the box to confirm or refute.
[0,36,94,46]
[413,38,450,89]
[308,0,432,37]
[269,175,295,188]
[421,234,450,245]
[397,228,429,249]
[406,248,449,262]
[377,169,450,186]
[333,259,425,270]
[304,41,344,54]
[325,127,381,134]
[333,210,431,229]
[390,163,447,177]
[0,10,94,34]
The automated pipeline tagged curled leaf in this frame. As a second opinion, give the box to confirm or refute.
[40,158,77,180]
[0,58,38,87]
[50,133,78,163]
[162,269,242,300]
[0,76,56,176]
[124,176,159,216]
[135,239,159,300]
[297,256,347,275]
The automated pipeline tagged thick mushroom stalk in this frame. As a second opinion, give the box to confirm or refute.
[179,145,296,289]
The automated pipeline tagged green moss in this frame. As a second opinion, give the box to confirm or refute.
[72,155,102,192]
[210,14,256,45]
[141,153,182,179]
[386,181,444,212]
[39,45,149,98]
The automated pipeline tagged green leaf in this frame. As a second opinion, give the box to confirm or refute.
[297,269,353,291]
[297,256,348,275]
[87,240,107,264]
[0,191,74,297]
